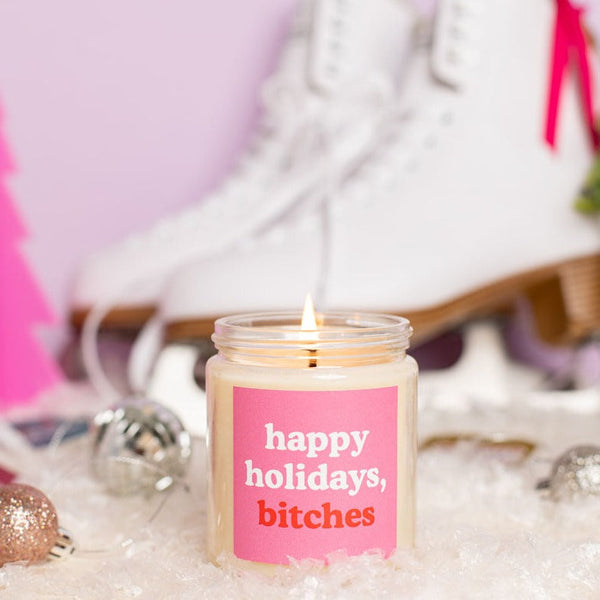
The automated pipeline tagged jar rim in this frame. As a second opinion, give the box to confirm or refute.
[212,311,413,352]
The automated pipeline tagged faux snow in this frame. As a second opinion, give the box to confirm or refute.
[1,382,600,599]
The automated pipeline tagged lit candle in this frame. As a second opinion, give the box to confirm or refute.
[205,301,418,570]
[301,294,318,367]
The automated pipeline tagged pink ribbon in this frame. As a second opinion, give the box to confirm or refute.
[545,0,599,151]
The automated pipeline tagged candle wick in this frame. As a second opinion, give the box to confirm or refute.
[308,348,317,368]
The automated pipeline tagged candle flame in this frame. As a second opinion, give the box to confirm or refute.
[301,293,317,331]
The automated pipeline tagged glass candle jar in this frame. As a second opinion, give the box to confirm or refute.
[206,311,417,568]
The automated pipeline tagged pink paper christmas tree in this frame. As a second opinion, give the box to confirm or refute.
[0,102,62,408]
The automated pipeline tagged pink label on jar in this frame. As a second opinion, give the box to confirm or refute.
[233,386,398,565]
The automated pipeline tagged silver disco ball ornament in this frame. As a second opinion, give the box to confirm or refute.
[537,445,600,499]
[91,396,192,495]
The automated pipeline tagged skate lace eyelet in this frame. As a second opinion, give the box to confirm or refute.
[449,24,465,40]
[440,110,453,125]
[406,158,418,173]
[329,38,341,54]
[424,134,437,149]
[445,48,461,65]
[330,15,343,32]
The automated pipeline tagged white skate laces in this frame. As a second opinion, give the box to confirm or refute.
[80,0,419,400]
[331,1,484,206]
[116,2,405,257]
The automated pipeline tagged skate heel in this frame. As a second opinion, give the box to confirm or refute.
[527,254,600,344]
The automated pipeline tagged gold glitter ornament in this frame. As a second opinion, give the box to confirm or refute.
[0,483,74,566]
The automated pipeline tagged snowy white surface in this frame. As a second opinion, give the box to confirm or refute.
[2,382,600,599]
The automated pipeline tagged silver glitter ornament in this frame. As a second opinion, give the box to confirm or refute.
[0,484,75,566]
[91,396,192,495]
[537,445,600,499]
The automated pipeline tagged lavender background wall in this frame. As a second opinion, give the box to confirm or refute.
[0,0,296,351]
[0,0,597,354]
